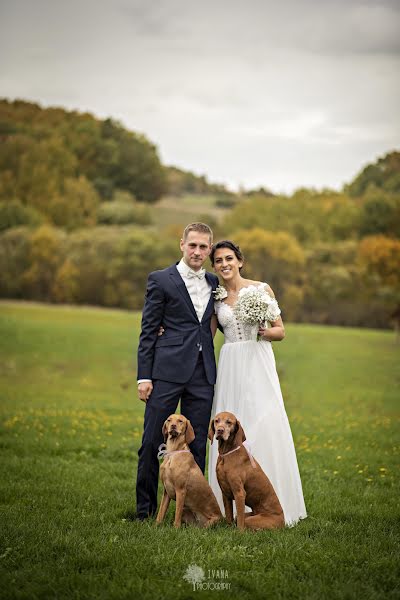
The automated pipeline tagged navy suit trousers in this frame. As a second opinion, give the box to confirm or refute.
[135,352,214,518]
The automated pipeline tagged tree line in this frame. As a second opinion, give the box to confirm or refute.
[0,99,399,330]
[0,99,230,231]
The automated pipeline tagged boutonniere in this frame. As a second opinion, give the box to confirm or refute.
[213,285,228,301]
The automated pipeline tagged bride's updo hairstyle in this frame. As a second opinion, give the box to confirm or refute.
[210,240,244,271]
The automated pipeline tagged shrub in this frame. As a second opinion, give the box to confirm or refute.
[215,196,237,209]
[97,201,152,226]
[0,227,31,297]
[0,199,44,231]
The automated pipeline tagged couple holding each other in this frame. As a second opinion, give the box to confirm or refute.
[136,222,307,526]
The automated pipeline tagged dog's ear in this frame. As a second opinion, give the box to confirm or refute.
[162,420,168,442]
[233,420,246,446]
[208,420,216,445]
[185,419,195,445]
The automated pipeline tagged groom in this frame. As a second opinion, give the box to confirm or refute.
[135,222,219,520]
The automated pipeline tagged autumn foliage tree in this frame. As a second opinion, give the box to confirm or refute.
[0,99,399,329]
[357,235,400,326]
[346,151,400,196]
[230,228,306,321]
[0,99,166,222]
[21,225,65,301]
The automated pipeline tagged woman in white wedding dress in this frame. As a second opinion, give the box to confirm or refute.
[208,240,307,526]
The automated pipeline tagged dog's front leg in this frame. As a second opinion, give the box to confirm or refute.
[234,489,246,530]
[222,494,234,524]
[174,488,187,528]
[156,489,171,524]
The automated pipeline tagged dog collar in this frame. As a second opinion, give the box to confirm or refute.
[218,441,257,469]
[219,445,241,458]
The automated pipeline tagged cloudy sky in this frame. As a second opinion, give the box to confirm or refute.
[1,0,399,192]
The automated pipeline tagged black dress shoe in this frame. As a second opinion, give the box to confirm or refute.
[122,509,156,522]
[132,512,155,522]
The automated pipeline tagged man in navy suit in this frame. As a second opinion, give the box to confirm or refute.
[135,223,219,520]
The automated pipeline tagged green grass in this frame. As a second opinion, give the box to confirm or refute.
[0,301,399,599]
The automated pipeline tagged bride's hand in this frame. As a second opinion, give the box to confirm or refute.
[258,325,270,340]
[259,317,285,341]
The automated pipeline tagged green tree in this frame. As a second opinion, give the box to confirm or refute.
[230,228,306,320]
[49,176,99,230]
[0,199,43,231]
[22,225,64,300]
[0,227,31,298]
[224,190,358,246]
[357,235,400,329]
[346,151,400,196]
[0,100,167,220]
[52,259,80,303]
[358,190,400,238]
[302,241,362,326]
[97,199,152,226]
[100,119,166,203]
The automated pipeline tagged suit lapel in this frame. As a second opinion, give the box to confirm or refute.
[169,266,198,319]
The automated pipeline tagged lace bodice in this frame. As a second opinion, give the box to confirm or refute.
[215,283,269,344]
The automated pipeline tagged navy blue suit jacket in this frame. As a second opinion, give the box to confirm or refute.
[137,264,219,385]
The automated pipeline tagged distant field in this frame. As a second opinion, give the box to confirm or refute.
[0,302,399,600]
[152,194,229,227]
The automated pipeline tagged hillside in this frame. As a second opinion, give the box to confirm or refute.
[0,99,399,329]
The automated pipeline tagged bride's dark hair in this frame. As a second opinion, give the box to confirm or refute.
[210,240,244,270]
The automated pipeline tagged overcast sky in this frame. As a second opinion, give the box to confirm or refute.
[1,0,399,193]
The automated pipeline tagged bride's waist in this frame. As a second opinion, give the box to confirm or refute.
[223,338,268,345]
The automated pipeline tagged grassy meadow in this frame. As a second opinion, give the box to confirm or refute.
[152,194,228,228]
[0,301,399,600]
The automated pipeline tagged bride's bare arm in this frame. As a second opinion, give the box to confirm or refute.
[258,284,285,341]
[259,316,285,341]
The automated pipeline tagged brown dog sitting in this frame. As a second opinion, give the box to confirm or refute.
[156,414,222,528]
[209,411,285,530]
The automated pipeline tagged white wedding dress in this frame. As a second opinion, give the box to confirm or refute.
[208,284,307,526]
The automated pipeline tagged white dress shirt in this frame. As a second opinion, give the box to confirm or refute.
[137,260,212,384]
[176,258,212,322]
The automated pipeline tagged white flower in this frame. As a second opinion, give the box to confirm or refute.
[234,286,281,326]
[213,285,228,301]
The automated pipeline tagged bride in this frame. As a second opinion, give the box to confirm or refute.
[208,240,307,526]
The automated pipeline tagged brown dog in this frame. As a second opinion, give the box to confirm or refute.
[209,411,285,530]
[156,414,222,528]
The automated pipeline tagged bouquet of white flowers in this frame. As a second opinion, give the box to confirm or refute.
[234,286,281,327]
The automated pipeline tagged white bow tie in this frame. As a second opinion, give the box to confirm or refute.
[187,268,206,280]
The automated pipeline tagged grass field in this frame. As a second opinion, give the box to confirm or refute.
[0,301,399,600]
[152,194,228,228]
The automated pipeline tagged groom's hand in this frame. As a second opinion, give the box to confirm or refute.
[138,382,153,403]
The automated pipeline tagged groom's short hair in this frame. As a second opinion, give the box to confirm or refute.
[183,222,213,244]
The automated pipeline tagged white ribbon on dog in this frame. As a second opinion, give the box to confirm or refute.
[157,443,168,459]
[157,443,191,460]
[243,440,257,469]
